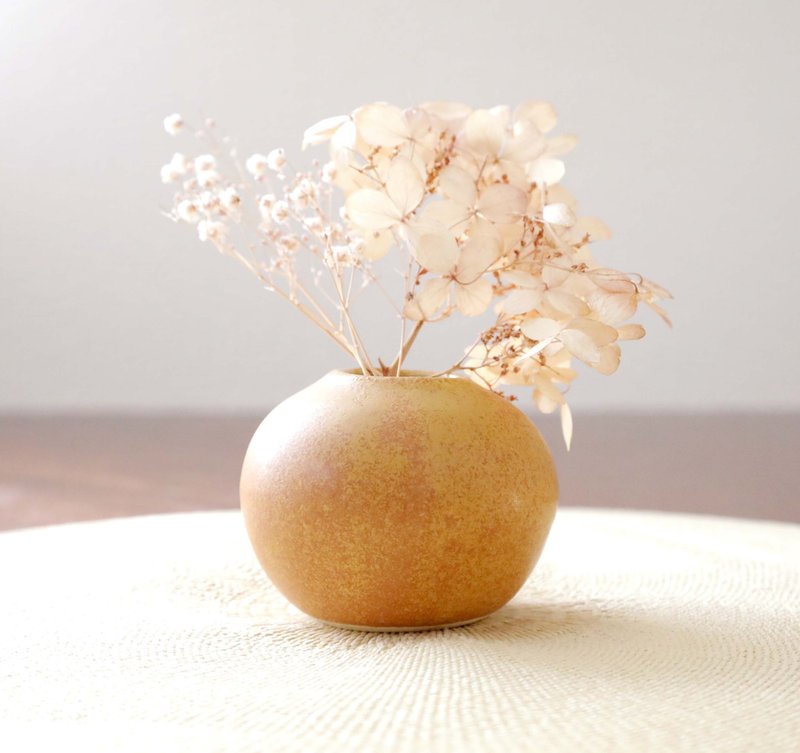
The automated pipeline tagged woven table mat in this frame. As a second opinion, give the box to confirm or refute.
[1,508,798,752]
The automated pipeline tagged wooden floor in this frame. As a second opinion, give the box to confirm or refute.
[0,413,798,530]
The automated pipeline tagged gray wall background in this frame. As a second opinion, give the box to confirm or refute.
[1,0,798,414]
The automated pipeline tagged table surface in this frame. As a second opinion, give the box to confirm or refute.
[2,508,798,753]
[1,413,798,530]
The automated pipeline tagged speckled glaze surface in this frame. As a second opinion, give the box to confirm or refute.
[240,370,558,630]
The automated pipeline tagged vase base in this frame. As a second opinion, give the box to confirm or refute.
[316,613,491,633]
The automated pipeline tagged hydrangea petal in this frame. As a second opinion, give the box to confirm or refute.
[520,317,563,341]
[476,183,527,224]
[455,277,493,316]
[542,203,576,226]
[464,109,506,155]
[346,188,401,230]
[503,120,546,163]
[534,390,560,414]
[588,289,638,324]
[302,115,350,149]
[560,328,601,366]
[456,236,500,282]
[419,199,472,235]
[354,104,409,147]
[503,288,543,315]
[587,269,636,294]
[360,229,394,260]
[566,317,619,347]
[421,101,473,122]
[560,403,573,450]
[545,134,579,157]
[528,157,565,185]
[595,343,621,375]
[404,277,451,320]
[617,323,646,340]
[545,289,590,317]
[413,232,459,274]
[386,158,425,216]
[438,165,476,207]
[515,101,558,133]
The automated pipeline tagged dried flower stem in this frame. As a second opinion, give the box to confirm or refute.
[389,320,424,375]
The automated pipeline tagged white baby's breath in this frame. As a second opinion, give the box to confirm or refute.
[220,186,241,212]
[266,148,286,171]
[176,199,200,223]
[163,113,184,135]
[270,200,290,224]
[197,220,224,242]
[246,154,268,177]
[194,154,216,173]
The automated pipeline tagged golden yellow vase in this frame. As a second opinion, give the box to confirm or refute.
[240,370,558,631]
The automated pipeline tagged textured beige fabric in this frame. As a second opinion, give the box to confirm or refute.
[1,509,799,752]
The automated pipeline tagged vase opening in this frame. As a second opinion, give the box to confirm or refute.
[335,368,459,380]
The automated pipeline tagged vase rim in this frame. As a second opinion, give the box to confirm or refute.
[330,368,461,380]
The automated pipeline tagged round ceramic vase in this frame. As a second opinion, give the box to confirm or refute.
[240,370,558,631]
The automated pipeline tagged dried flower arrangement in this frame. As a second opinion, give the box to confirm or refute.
[160,102,670,447]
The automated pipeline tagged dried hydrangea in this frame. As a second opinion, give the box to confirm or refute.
[161,102,671,447]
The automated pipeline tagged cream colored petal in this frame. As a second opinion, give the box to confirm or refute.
[595,343,621,376]
[542,263,571,287]
[647,300,673,327]
[386,157,425,216]
[560,403,573,451]
[528,157,565,185]
[455,278,493,316]
[360,229,394,261]
[534,373,565,405]
[419,199,472,235]
[302,114,350,149]
[476,183,528,224]
[403,299,424,321]
[354,103,410,147]
[566,317,619,347]
[542,202,577,226]
[544,289,590,318]
[502,288,544,316]
[515,101,558,133]
[587,268,636,294]
[395,142,430,181]
[520,317,563,341]
[588,289,638,325]
[560,328,601,366]
[456,236,500,282]
[545,184,579,210]
[438,164,477,207]
[547,346,573,369]
[617,323,646,341]
[464,109,506,155]
[489,104,512,127]
[503,270,544,288]
[416,277,451,316]
[502,120,546,163]
[548,365,578,383]
[413,232,459,274]
[330,120,357,158]
[421,101,473,123]
[533,390,560,414]
[545,133,579,157]
[642,277,674,300]
[345,188,401,230]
